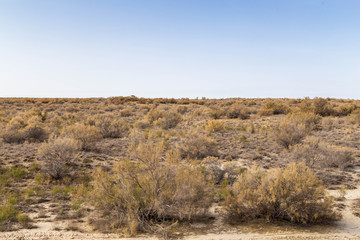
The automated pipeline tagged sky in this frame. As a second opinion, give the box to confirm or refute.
[0,0,359,99]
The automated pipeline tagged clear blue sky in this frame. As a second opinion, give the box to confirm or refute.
[0,0,359,98]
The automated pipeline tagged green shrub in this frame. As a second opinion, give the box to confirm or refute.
[0,166,28,189]
[10,166,28,181]
[0,202,31,230]
[17,213,31,227]
[226,162,339,224]
[0,204,18,224]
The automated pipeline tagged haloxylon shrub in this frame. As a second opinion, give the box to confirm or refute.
[2,116,48,143]
[290,137,353,170]
[82,140,212,235]
[275,112,320,149]
[37,137,80,180]
[226,162,339,224]
[61,123,102,151]
[87,115,129,138]
[178,130,218,159]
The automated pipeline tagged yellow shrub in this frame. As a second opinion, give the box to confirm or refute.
[205,120,225,133]
[61,123,102,151]
[87,115,129,138]
[178,130,218,159]
[226,162,339,224]
[154,111,182,129]
[1,116,48,143]
[313,98,334,116]
[226,103,249,119]
[83,140,212,234]
[258,101,289,116]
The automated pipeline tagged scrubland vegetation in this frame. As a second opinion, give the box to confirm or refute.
[1,96,360,237]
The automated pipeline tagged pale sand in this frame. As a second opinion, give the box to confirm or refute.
[2,172,360,240]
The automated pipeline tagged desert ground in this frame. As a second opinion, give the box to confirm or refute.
[1,97,360,239]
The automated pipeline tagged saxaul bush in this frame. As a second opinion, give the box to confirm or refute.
[205,120,225,133]
[61,123,102,151]
[178,130,218,159]
[154,111,182,129]
[87,114,129,138]
[37,137,80,180]
[77,139,212,235]
[290,136,353,170]
[226,103,250,120]
[274,112,321,149]
[225,162,340,224]
[2,115,48,143]
[258,101,289,116]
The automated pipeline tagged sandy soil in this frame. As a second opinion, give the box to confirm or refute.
[2,170,360,240]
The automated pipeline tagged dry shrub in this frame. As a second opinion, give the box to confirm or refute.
[22,116,49,142]
[209,108,225,119]
[178,130,218,159]
[226,103,249,119]
[120,108,132,117]
[312,98,334,117]
[226,162,339,224]
[258,101,289,116]
[275,123,307,149]
[135,119,151,129]
[83,140,212,235]
[286,111,321,131]
[222,162,245,185]
[87,115,129,138]
[154,111,182,129]
[1,117,27,143]
[290,137,353,170]
[349,109,360,125]
[201,157,224,184]
[1,116,48,143]
[144,108,182,129]
[61,123,102,151]
[299,98,336,116]
[37,137,80,180]
[335,104,357,116]
[275,112,320,149]
[145,108,164,123]
[176,105,188,114]
[205,120,225,133]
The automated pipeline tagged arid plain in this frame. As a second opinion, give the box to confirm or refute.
[1,97,360,239]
